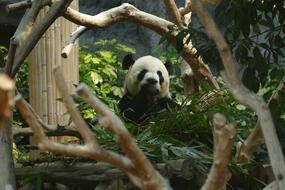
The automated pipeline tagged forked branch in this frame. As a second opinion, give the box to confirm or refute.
[62,3,219,90]
[15,65,171,190]
[8,0,73,78]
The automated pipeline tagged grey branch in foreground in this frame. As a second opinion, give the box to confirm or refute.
[191,0,285,188]
[61,26,88,58]
[15,65,172,190]
[201,113,235,190]
[237,76,285,163]
[76,83,172,190]
[0,74,16,189]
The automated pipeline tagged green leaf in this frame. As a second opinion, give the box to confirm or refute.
[115,44,136,54]
[90,72,103,85]
[98,50,113,60]
[91,57,101,64]
[159,31,172,45]
[111,86,123,97]
[83,54,92,63]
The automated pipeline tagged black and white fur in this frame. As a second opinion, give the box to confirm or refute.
[118,54,175,123]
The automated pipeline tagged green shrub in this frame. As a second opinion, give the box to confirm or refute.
[78,39,135,119]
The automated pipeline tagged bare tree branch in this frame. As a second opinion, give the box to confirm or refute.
[5,38,17,76]
[0,74,14,127]
[12,124,80,139]
[63,4,172,35]
[14,94,137,183]
[61,26,88,58]
[53,65,98,147]
[63,3,219,90]
[6,0,52,13]
[164,0,184,27]
[191,0,285,188]
[179,0,200,96]
[76,83,172,190]
[6,0,34,13]
[15,65,172,189]
[237,76,285,163]
[10,0,73,78]
[201,113,235,190]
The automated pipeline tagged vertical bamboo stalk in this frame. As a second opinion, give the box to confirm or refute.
[42,43,48,123]
[28,1,79,156]
[42,7,48,124]
[61,17,69,128]
[50,18,57,143]
[54,18,63,130]
[50,17,56,127]
[45,7,52,126]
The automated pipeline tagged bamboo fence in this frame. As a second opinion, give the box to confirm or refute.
[28,1,79,159]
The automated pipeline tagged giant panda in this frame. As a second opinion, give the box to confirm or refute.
[118,54,176,123]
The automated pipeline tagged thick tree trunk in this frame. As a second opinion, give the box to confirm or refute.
[0,74,16,189]
[0,123,16,190]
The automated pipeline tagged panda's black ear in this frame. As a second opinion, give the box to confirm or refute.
[122,54,135,70]
[164,60,173,75]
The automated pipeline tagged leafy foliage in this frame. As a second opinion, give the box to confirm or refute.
[12,27,282,188]
[78,39,135,119]
[188,0,285,94]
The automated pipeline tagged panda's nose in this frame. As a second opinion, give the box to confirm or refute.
[147,78,158,85]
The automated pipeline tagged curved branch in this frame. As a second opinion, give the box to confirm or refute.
[5,37,17,76]
[53,65,98,147]
[63,3,219,90]
[15,65,172,189]
[15,93,136,182]
[191,0,285,188]
[238,76,285,163]
[10,0,73,78]
[61,26,89,58]
[76,84,171,189]
[6,0,51,13]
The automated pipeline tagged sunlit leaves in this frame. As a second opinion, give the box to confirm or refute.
[90,72,103,85]
[79,39,135,119]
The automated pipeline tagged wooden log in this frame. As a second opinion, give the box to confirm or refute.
[0,74,16,189]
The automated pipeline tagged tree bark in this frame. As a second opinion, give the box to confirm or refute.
[0,74,16,189]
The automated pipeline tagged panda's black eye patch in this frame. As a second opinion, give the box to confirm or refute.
[157,71,164,84]
[137,69,148,81]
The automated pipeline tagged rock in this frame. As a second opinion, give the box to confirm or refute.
[0,0,184,56]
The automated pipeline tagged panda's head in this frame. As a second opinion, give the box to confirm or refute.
[122,54,172,99]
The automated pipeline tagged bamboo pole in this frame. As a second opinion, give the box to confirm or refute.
[28,1,79,158]
[42,8,48,124]
[50,16,56,131]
